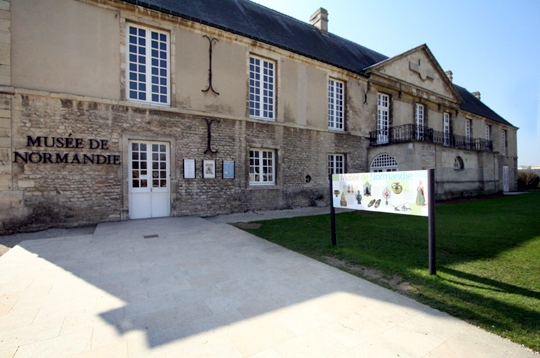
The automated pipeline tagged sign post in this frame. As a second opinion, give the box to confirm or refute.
[329,174,337,246]
[428,168,436,275]
[330,169,436,274]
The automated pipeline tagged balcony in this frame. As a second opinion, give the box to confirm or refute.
[369,124,493,152]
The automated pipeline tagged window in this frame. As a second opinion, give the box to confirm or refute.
[127,24,170,105]
[454,156,464,170]
[465,119,472,149]
[485,124,491,141]
[370,154,398,172]
[249,149,275,185]
[502,129,507,155]
[328,79,344,130]
[443,112,451,146]
[415,103,425,141]
[249,56,275,120]
[328,154,345,175]
[377,94,389,144]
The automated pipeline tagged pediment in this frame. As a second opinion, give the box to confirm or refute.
[365,45,461,103]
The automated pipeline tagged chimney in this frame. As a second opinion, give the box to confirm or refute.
[310,8,328,33]
[445,70,453,82]
[471,91,481,100]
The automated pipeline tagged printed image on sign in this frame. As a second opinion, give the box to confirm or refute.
[332,170,429,217]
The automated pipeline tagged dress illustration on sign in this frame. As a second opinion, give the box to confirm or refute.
[206,166,213,175]
[416,180,426,206]
[364,182,371,196]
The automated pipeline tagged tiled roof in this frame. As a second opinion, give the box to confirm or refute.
[124,0,388,73]
[454,85,512,126]
[125,0,512,127]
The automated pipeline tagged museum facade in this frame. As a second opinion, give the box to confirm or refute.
[0,0,518,233]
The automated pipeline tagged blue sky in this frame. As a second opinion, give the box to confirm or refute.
[252,0,540,166]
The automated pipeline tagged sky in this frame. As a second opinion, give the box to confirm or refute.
[251,0,540,166]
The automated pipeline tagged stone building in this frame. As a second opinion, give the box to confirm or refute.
[0,0,518,233]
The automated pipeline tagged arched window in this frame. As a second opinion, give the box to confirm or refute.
[454,156,464,170]
[370,154,398,172]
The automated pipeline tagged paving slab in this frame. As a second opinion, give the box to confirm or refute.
[0,216,537,357]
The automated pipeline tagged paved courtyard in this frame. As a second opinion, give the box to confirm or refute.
[0,216,537,357]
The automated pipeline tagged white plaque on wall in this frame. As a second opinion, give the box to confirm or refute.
[184,159,195,179]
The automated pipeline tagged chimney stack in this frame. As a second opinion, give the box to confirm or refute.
[472,91,481,100]
[445,70,453,82]
[310,8,328,33]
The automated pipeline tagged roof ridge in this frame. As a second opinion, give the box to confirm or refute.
[244,0,388,61]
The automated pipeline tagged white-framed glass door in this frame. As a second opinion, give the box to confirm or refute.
[415,103,425,141]
[129,141,170,219]
[443,113,450,146]
[377,93,389,144]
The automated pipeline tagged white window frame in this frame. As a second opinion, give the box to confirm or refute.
[377,93,389,144]
[502,129,507,155]
[485,124,491,141]
[415,103,425,141]
[249,56,275,120]
[328,79,344,130]
[328,154,345,175]
[249,149,275,185]
[370,154,398,172]
[127,24,170,106]
[443,112,451,146]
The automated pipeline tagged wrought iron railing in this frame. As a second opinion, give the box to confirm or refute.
[369,124,493,152]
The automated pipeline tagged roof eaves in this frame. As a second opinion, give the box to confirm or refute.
[122,0,373,77]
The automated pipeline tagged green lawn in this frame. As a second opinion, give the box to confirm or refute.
[239,192,540,352]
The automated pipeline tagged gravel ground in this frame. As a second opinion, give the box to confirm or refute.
[0,226,96,257]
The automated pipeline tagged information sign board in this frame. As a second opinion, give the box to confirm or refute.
[331,170,429,217]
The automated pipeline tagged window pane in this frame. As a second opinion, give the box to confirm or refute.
[127,25,169,105]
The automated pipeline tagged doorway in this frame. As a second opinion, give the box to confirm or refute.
[128,141,170,219]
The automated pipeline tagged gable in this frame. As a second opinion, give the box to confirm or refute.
[366,46,460,103]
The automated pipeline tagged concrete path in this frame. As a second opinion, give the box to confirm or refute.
[0,216,536,357]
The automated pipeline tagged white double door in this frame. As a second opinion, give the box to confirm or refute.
[129,141,170,219]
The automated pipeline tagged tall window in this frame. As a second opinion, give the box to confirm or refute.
[502,129,507,155]
[465,119,472,149]
[127,24,170,105]
[328,79,344,130]
[415,103,425,141]
[443,112,451,146]
[485,124,491,141]
[377,94,389,144]
[249,56,275,120]
[249,149,275,185]
[328,154,345,175]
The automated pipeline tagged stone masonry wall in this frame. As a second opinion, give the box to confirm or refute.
[3,93,367,233]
